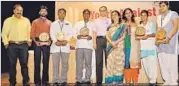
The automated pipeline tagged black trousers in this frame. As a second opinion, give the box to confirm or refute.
[34,43,50,84]
[95,37,107,84]
[7,43,29,84]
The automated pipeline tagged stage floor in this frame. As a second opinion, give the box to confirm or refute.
[1,50,164,84]
[1,73,164,86]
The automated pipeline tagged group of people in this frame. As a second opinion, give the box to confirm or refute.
[2,1,179,86]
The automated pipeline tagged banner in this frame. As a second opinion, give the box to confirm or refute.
[55,2,159,25]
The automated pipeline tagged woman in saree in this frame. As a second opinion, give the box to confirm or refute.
[105,10,126,84]
[122,8,141,84]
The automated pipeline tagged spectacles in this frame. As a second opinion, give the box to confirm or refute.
[99,10,107,12]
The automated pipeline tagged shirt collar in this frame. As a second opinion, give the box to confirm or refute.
[58,19,65,23]
[162,10,170,17]
[39,17,47,21]
[99,17,107,20]
[12,15,23,20]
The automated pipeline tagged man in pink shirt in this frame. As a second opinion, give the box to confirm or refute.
[93,6,111,85]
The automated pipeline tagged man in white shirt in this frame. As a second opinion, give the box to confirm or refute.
[73,9,93,85]
[93,6,111,85]
[50,8,73,86]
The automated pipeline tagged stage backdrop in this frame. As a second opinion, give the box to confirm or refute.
[55,2,159,25]
[53,1,163,83]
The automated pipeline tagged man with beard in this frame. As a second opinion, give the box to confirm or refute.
[30,5,51,86]
[2,4,31,86]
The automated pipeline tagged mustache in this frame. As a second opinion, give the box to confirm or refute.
[17,13,22,15]
[40,15,47,17]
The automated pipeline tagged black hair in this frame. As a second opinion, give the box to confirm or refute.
[122,8,135,23]
[83,9,90,14]
[58,8,66,14]
[140,10,149,24]
[40,5,48,10]
[111,10,122,24]
[13,4,22,10]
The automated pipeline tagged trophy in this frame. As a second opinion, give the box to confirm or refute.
[56,32,67,46]
[135,26,146,39]
[156,29,166,44]
[39,32,50,45]
[80,26,89,37]
[56,32,65,41]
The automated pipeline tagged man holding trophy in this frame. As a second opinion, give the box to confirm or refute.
[50,8,73,86]
[30,5,51,86]
[156,1,179,85]
[73,9,93,85]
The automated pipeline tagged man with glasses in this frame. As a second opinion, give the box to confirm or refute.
[93,6,111,85]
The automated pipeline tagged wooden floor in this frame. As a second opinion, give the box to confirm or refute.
[1,50,165,85]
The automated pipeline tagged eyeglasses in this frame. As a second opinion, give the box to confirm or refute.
[99,10,107,12]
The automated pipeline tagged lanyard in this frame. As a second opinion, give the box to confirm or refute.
[58,21,64,32]
[58,21,64,55]
[84,21,88,28]
[84,22,87,28]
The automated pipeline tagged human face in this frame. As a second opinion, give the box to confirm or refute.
[159,3,169,14]
[58,10,66,20]
[99,7,107,17]
[13,6,23,18]
[141,12,148,22]
[83,11,90,21]
[111,11,120,23]
[39,9,48,17]
[125,10,132,21]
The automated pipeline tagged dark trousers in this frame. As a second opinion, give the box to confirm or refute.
[7,43,29,84]
[34,44,50,84]
[95,37,107,83]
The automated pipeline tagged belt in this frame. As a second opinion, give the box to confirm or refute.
[9,41,27,45]
[97,36,106,39]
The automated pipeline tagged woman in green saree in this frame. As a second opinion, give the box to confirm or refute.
[105,10,126,84]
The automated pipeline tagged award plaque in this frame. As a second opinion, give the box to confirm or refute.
[39,32,50,45]
[156,29,166,44]
[135,27,146,39]
[56,32,65,41]
[80,27,89,36]
[135,27,146,36]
